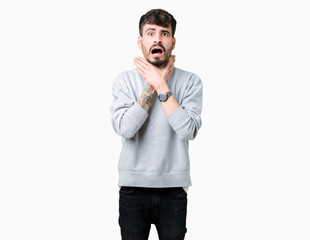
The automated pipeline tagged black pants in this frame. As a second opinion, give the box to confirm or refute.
[119,187,187,240]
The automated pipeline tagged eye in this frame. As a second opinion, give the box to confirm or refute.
[162,33,169,37]
[147,32,154,37]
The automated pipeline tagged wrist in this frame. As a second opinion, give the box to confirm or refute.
[154,81,170,94]
[145,83,156,94]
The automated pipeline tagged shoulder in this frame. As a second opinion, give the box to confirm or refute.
[113,68,141,86]
[115,68,139,81]
[173,67,202,87]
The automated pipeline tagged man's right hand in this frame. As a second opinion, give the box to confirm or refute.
[133,55,176,92]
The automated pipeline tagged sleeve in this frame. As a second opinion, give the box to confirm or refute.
[110,74,148,139]
[167,73,203,141]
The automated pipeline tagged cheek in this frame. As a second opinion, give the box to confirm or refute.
[163,40,174,50]
[171,40,175,49]
[140,45,149,57]
[142,43,151,53]
[166,43,174,53]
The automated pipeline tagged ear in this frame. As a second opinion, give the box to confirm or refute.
[172,37,176,50]
[137,36,142,49]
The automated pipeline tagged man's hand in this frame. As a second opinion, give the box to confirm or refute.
[133,55,175,92]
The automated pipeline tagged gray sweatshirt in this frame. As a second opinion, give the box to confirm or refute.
[110,67,203,187]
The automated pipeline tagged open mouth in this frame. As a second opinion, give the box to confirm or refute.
[150,46,164,57]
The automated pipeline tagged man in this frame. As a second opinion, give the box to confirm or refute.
[110,9,203,240]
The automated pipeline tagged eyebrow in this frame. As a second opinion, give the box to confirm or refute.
[144,28,171,35]
[145,27,156,33]
[161,30,171,35]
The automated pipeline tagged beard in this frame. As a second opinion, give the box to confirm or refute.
[148,57,168,67]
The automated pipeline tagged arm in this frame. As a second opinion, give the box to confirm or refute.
[111,56,173,139]
[136,83,156,114]
[133,56,203,140]
[167,74,203,141]
[110,74,149,139]
[134,55,177,116]
[155,72,203,141]
[155,82,179,117]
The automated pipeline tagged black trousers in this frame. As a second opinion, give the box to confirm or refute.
[119,187,187,240]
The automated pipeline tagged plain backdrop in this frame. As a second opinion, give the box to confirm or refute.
[0,0,309,239]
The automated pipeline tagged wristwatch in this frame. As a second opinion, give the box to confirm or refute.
[158,91,172,102]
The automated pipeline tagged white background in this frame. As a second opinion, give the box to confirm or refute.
[0,0,309,239]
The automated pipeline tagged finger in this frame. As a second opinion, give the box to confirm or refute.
[168,62,174,72]
[166,59,173,70]
[135,63,146,77]
[169,58,175,68]
[168,63,174,74]
[166,58,175,77]
[136,56,149,64]
[168,55,175,63]
[164,56,175,70]
[133,58,147,72]
[168,55,175,61]
[135,57,149,68]
[133,60,145,74]
[134,57,147,67]
[170,55,176,64]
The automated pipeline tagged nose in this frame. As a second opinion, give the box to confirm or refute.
[154,33,162,44]
[154,40,162,44]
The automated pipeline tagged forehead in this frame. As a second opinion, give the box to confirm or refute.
[142,24,172,34]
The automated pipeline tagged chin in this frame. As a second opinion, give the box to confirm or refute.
[148,57,167,67]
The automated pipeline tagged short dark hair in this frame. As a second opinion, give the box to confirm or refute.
[139,9,177,37]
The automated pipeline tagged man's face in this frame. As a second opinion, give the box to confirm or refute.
[138,24,176,68]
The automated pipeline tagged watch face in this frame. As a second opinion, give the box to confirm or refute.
[159,93,167,102]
